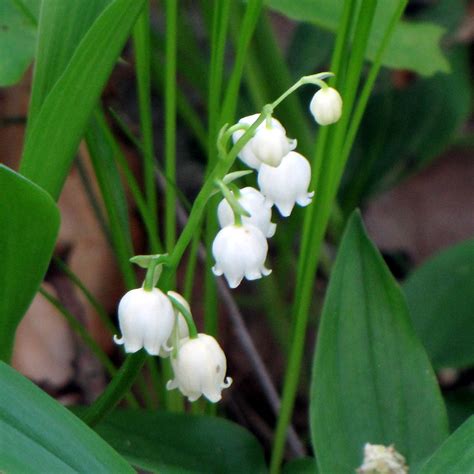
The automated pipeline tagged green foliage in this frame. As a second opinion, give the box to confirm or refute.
[310,212,449,473]
[0,362,133,472]
[404,239,474,370]
[417,417,474,473]
[92,409,267,473]
[26,0,111,123]
[20,0,146,199]
[265,0,449,76]
[0,0,37,86]
[0,165,59,362]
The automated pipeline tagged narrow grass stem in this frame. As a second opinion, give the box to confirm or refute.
[270,0,380,471]
[164,0,178,256]
[133,4,158,250]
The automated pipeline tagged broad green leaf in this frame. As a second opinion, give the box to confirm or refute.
[0,165,59,361]
[265,0,449,76]
[91,409,267,473]
[27,0,111,123]
[310,211,449,473]
[20,0,146,199]
[0,0,36,86]
[0,362,134,472]
[417,417,474,473]
[283,457,319,473]
[403,239,474,370]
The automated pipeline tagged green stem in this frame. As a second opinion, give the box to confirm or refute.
[204,0,231,342]
[83,352,147,425]
[133,4,158,250]
[164,0,178,256]
[167,293,198,339]
[270,0,380,471]
[220,0,263,125]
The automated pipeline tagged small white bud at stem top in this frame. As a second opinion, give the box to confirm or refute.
[309,87,343,126]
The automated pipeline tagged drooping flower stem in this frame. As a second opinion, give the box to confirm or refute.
[215,179,250,227]
[270,72,334,110]
[167,293,198,339]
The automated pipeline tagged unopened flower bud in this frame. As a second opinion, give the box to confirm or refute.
[159,290,190,358]
[217,187,276,238]
[166,333,232,403]
[258,151,314,217]
[357,443,408,474]
[233,114,296,169]
[212,223,271,288]
[113,288,175,356]
[309,87,342,125]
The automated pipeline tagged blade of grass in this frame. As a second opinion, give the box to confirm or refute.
[20,0,146,199]
[133,4,158,252]
[164,0,177,256]
[270,0,381,471]
[84,109,137,289]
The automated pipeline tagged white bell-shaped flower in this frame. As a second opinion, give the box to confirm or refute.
[217,186,276,238]
[166,333,232,403]
[113,287,175,356]
[212,223,271,288]
[258,151,314,217]
[233,114,296,169]
[309,87,343,125]
[159,291,190,358]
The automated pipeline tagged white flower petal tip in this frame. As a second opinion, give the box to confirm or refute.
[166,334,232,403]
[212,265,223,277]
[113,287,175,356]
[217,187,277,238]
[232,114,292,169]
[212,223,271,289]
[267,223,277,238]
[227,276,244,289]
[309,87,343,126]
[258,152,313,218]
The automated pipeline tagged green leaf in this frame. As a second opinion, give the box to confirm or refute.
[265,0,449,76]
[0,0,37,86]
[283,457,319,473]
[27,0,111,123]
[0,362,134,472]
[310,211,449,473]
[91,409,267,473]
[0,165,60,361]
[20,0,146,199]
[403,239,474,370]
[417,417,474,473]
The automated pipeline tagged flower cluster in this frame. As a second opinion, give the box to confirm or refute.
[114,285,232,403]
[212,84,342,288]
